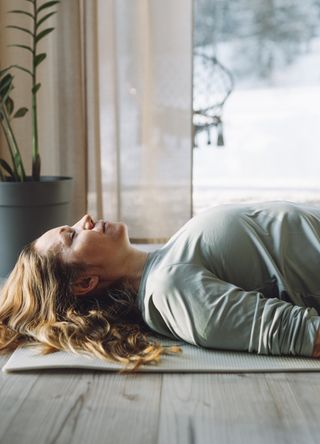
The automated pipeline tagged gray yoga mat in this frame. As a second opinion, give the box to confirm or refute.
[3,335,320,373]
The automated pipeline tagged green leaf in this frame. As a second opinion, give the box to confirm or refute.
[36,11,57,29]
[5,97,14,115]
[0,89,13,110]
[0,75,10,93]
[0,74,13,99]
[14,107,28,118]
[34,53,47,67]
[0,72,13,88]
[6,25,34,37]
[0,159,15,178]
[35,27,54,44]
[37,1,60,15]
[8,44,33,54]
[11,65,33,77]
[8,10,34,20]
[32,83,41,94]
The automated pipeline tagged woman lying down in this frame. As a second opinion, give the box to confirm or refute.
[1,200,320,372]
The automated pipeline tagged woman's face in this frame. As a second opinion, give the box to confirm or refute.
[34,215,130,279]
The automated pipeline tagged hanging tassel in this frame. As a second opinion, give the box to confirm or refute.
[193,134,198,148]
[207,128,211,145]
[217,122,224,147]
[193,125,198,148]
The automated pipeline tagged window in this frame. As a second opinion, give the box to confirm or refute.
[193,0,320,215]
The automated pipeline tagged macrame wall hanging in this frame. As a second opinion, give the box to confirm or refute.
[193,51,234,148]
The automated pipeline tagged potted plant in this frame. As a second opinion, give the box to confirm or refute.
[0,0,73,277]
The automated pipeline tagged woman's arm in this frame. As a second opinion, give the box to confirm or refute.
[150,264,320,357]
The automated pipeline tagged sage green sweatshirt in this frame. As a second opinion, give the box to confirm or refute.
[136,201,320,357]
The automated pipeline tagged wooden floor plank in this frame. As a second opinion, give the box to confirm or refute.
[282,373,320,441]
[158,373,320,444]
[58,372,162,444]
[0,367,162,444]
[0,354,40,443]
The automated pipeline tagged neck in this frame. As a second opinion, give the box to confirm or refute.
[123,247,150,292]
[95,246,150,294]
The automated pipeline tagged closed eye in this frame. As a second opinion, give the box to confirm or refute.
[64,229,75,244]
[59,226,75,245]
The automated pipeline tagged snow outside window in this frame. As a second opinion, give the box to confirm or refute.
[193,0,320,215]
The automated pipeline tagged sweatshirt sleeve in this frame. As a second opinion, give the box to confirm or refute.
[149,264,320,357]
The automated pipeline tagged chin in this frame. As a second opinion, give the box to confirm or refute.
[120,222,129,239]
[113,221,127,235]
[121,222,129,234]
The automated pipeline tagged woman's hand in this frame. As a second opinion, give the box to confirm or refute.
[312,329,320,358]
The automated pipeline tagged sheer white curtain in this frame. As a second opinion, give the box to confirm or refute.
[92,0,193,241]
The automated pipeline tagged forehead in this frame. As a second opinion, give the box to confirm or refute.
[34,226,64,256]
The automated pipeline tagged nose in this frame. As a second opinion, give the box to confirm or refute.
[83,214,96,229]
[84,214,95,229]
[73,214,95,230]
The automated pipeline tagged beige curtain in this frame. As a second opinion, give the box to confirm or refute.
[1,0,193,239]
[94,0,193,241]
[0,0,86,221]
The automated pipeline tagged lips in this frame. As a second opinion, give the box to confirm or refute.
[93,219,106,233]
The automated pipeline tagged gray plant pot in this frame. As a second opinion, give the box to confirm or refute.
[0,176,73,278]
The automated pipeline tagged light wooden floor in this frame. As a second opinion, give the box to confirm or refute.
[1,353,320,444]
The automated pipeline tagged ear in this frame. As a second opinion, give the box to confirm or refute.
[72,275,99,297]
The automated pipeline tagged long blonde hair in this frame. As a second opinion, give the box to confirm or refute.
[0,242,181,373]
